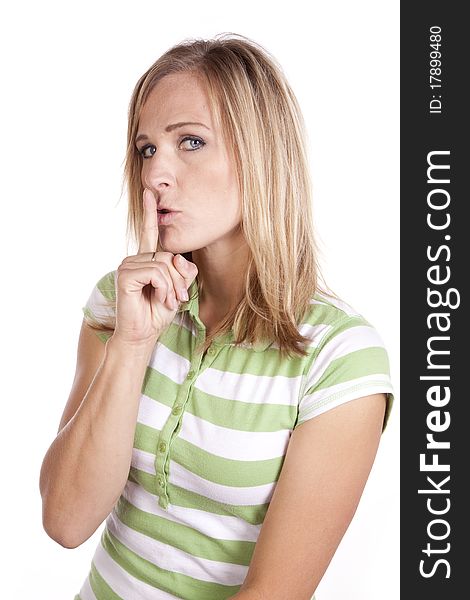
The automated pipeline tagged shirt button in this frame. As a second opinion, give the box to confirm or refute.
[172,404,183,415]
[187,369,195,379]
[207,346,215,355]
[158,441,167,453]
[157,476,164,487]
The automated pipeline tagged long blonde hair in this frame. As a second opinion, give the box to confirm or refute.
[97,33,338,358]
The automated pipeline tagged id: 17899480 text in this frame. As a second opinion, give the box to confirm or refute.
[429,25,443,114]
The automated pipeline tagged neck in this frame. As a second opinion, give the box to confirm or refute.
[191,232,250,316]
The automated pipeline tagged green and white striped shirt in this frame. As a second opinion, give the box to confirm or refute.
[75,270,394,600]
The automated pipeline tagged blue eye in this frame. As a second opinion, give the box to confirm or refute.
[138,145,156,159]
[180,136,205,151]
[137,136,205,159]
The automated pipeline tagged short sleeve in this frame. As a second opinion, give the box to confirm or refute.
[295,314,395,433]
[81,270,117,343]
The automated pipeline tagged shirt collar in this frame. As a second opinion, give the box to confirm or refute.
[177,279,272,352]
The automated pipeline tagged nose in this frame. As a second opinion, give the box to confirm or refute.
[142,152,175,193]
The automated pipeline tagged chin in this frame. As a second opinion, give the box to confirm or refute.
[160,238,195,256]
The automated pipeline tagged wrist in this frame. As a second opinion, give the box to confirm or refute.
[106,333,157,360]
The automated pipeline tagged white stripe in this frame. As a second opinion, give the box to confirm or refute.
[92,540,180,599]
[298,322,332,347]
[83,286,115,327]
[137,395,172,431]
[121,480,261,542]
[297,385,394,424]
[148,343,191,384]
[78,574,98,600]
[304,325,387,390]
[269,322,332,351]
[178,410,291,461]
[300,373,393,413]
[131,448,157,475]
[195,368,302,406]
[107,512,248,586]
[169,460,276,506]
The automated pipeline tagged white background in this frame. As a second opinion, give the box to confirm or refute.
[0,1,399,598]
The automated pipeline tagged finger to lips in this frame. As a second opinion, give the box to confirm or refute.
[138,188,159,255]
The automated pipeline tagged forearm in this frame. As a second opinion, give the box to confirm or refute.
[40,335,155,548]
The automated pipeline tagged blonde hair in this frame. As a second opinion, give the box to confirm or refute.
[93,33,339,359]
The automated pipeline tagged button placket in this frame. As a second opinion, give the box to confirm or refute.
[156,355,203,507]
[155,290,219,511]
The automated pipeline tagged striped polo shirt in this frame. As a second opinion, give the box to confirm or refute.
[75,269,394,600]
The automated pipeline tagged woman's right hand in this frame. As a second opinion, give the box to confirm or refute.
[112,188,198,346]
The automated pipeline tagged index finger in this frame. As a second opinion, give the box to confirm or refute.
[138,188,159,254]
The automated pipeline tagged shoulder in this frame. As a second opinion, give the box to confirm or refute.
[297,290,394,431]
[300,290,380,351]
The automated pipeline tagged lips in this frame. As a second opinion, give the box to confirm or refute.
[157,206,179,213]
[157,210,181,225]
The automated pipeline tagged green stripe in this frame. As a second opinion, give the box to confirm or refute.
[138,379,298,432]
[159,322,311,375]
[140,369,179,409]
[128,467,269,524]
[133,422,161,453]
[307,297,366,326]
[102,527,242,600]
[202,345,307,376]
[158,320,194,362]
[96,271,116,301]
[188,386,298,430]
[89,559,123,599]
[174,435,285,486]
[189,385,297,430]
[313,347,391,391]
[115,496,255,566]
[134,423,285,487]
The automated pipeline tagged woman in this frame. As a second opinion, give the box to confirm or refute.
[40,33,395,600]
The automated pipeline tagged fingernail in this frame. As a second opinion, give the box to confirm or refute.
[180,288,189,301]
[177,254,187,265]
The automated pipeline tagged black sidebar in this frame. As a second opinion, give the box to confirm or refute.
[401,3,468,598]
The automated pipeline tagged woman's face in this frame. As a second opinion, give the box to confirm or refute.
[136,72,242,255]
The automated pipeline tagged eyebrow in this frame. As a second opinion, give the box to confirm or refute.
[135,121,210,143]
